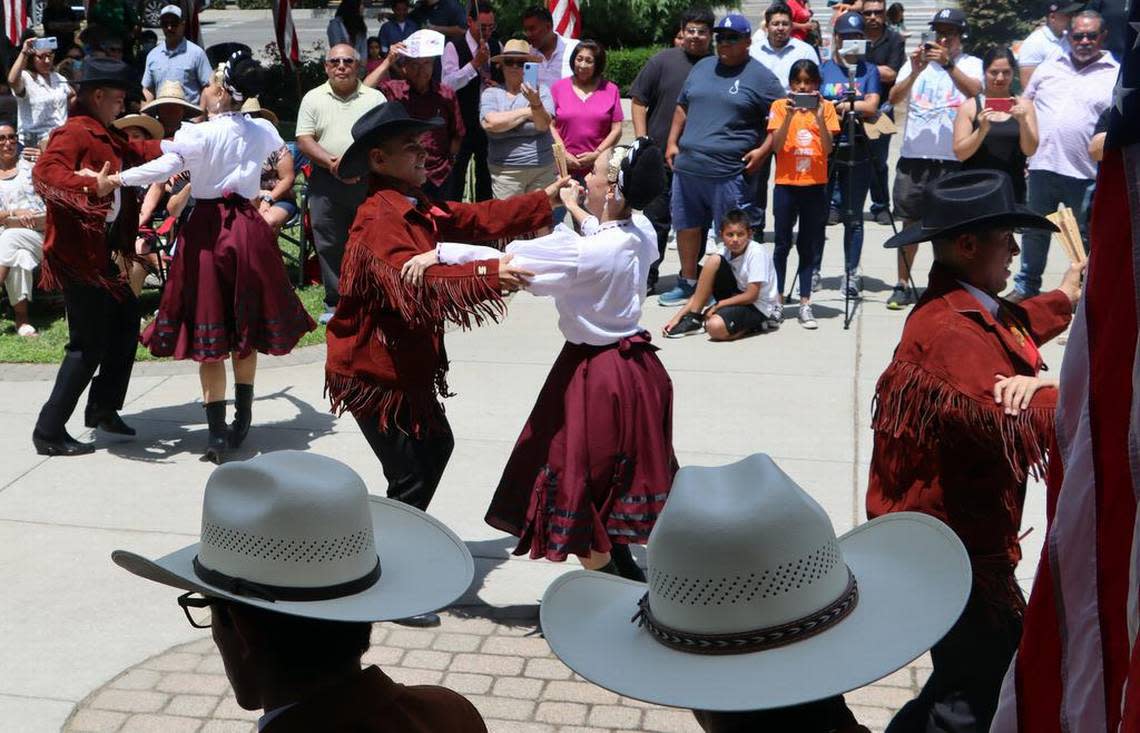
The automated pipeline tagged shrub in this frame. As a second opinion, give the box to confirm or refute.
[235,0,271,8]
[606,46,662,95]
[960,0,1044,54]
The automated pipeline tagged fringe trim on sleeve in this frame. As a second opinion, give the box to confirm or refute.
[325,371,447,438]
[870,361,1054,483]
[35,179,111,235]
[339,245,506,331]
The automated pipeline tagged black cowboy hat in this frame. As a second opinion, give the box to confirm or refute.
[339,101,444,179]
[72,57,139,91]
[884,170,1058,249]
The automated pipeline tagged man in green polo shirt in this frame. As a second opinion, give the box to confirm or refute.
[297,43,387,322]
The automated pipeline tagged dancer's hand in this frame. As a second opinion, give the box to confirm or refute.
[401,250,439,287]
[993,374,1056,416]
[498,253,534,292]
[1057,259,1087,307]
[558,180,582,208]
[94,162,118,197]
[544,174,572,208]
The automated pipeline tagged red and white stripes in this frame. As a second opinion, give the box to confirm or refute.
[549,0,580,39]
[273,0,299,67]
[4,0,27,47]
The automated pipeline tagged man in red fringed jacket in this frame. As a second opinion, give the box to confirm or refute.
[325,103,565,627]
[32,58,163,457]
[868,170,1084,733]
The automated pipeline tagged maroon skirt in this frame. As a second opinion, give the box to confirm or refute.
[485,332,678,562]
[141,198,316,362]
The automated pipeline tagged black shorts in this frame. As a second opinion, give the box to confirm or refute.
[709,255,772,336]
[893,158,962,223]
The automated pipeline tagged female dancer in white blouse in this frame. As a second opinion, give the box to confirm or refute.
[404,140,676,580]
[98,52,315,463]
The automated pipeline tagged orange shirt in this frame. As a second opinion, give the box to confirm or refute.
[767,98,840,186]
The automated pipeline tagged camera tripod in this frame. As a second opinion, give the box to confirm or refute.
[784,64,918,330]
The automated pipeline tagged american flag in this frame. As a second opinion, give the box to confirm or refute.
[3,0,27,46]
[991,7,1140,731]
[549,0,580,39]
[272,0,299,68]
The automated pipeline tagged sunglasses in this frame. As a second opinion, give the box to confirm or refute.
[1069,31,1099,41]
[161,19,180,27]
[716,34,746,45]
[501,59,526,67]
[862,9,884,16]
[683,25,711,36]
[326,57,356,66]
[0,134,17,142]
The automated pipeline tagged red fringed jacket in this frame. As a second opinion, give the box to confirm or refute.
[867,262,1072,615]
[325,183,552,436]
[32,111,163,292]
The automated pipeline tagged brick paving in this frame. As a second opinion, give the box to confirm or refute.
[63,609,931,732]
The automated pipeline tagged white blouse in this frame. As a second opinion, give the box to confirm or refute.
[119,113,283,199]
[437,214,658,346]
[15,71,69,145]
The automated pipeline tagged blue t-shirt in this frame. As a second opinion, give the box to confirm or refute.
[674,57,783,178]
[819,59,881,143]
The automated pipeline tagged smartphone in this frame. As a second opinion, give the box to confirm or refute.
[920,30,933,49]
[839,39,867,57]
[523,62,539,89]
[32,37,57,51]
[791,92,819,110]
[984,97,1014,113]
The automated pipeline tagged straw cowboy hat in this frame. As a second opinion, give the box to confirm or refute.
[141,80,201,117]
[540,454,972,711]
[240,97,279,127]
[490,38,542,64]
[884,170,1058,249]
[112,113,165,140]
[112,451,474,622]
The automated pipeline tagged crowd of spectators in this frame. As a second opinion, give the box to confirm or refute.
[0,0,1126,343]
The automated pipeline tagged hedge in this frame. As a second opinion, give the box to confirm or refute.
[606,46,661,96]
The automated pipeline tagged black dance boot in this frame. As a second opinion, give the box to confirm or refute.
[204,401,228,465]
[84,405,136,436]
[610,544,647,582]
[229,383,253,449]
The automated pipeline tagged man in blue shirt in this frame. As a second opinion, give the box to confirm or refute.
[410,0,467,40]
[141,4,212,104]
[660,14,784,307]
[818,11,882,298]
[379,0,419,55]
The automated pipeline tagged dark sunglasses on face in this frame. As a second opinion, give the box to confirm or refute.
[326,57,356,66]
[1069,31,1099,41]
[862,9,884,16]
[0,134,17,141]
[717,34,745,45]
[501,59,525,67]
[161,19,180,27]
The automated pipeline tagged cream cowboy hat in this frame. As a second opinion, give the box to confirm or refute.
[240,97,279,127]
[112,113,164,140]
[540,454,971,711]
[141,80,201,116]
[112,451,474,622]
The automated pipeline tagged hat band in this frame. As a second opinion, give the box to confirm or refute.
[631,568,859,655]
[192,555,382,603]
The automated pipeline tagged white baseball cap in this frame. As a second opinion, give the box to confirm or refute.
[159,4,182,18]
[401,29,446,58]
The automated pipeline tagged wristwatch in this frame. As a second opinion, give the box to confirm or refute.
[942,56,956,70]
[260,194,275,205]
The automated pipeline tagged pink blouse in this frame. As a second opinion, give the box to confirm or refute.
[550,78,624,158]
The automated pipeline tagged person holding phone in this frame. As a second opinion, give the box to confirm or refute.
[8,35,73,148]
[952,46,1038,204]
[480,39,558,202]
[768,59,839,330]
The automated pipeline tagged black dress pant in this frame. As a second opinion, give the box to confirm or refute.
[354,410,455,511]
[307,169,368,310]
[446,127,493,203]
[644,167,674,290]
[36,278,140,439]
[886,596,1022,733]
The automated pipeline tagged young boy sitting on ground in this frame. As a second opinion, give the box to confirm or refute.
[663,208,781,340]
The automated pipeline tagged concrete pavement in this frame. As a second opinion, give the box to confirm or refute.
[0,172,1074,731]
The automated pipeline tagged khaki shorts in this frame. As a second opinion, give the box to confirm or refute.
[490,163,557,199]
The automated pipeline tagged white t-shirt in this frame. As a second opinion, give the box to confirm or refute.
[1018,25,1069,68]
[719,242,779,318]
[897,54,983,161]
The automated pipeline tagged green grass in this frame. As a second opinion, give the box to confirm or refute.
[0,220,328,363]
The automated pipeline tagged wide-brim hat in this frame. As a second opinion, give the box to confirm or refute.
[240,97,279,126]
[141,80,201,116]
[112,451,473,622]
[72,57,139,92]
[112,113,165,140]
[339,101,443,180]
[491,38,542,64]
[884,169,1058,249]
[541,454,971,712]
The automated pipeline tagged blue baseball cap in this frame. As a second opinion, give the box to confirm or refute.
[834,11,865,36]
[713,14,752,35]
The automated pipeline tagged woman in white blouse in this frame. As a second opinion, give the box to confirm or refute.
[8,36,73,148]
[0,122,46,337]
[403,140,677,580]
[99,52,315,464]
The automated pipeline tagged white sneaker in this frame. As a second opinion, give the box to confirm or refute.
[798,304,818,330]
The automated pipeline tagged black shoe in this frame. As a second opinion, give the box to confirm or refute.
[665,311,705,338]
[33,429,95,456]
[874,209,892,226]
[84,406,136,436]
[229,384,253,449]
[610,544,646,582]
[827,207,841,226]
[393,613,441,628]
[203,401,228,465]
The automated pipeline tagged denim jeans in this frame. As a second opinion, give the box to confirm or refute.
[773,184,829,298]
[868,132,892,215]
[1014,169,1092,297]
[819,159,871,275]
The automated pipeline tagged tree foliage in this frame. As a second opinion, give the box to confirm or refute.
[491,0,738,48]
[960,0,1048,54]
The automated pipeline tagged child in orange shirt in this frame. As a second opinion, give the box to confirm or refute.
[768,60,839,330]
